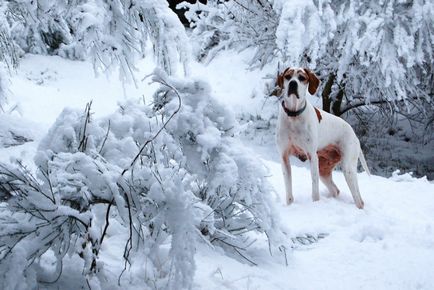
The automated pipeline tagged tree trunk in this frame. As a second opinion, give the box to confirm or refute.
[332,85,345,116]
[321,73,335,113]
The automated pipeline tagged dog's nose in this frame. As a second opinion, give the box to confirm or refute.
[287,80,298,98]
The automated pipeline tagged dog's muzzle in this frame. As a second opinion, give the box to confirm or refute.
[287,80,299,98]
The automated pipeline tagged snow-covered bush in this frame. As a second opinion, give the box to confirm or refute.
[4,0,190,78]
[0,71,282,289]
[152,71,281,252]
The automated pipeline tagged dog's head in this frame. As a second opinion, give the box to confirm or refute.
[276,67,320,109]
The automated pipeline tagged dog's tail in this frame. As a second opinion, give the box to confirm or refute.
[359,149,371,176]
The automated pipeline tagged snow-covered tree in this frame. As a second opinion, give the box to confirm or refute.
[180,0,278,67]
[4,0,190,80]
[0,2,19,111]
[185,0,434,125]
[0,71,282,289]
[302,0,434,118]
[0,65,8,113]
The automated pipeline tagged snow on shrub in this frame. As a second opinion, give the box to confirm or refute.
[0,71,282,289]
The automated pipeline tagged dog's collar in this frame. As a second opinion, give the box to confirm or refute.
[281,100,307,117]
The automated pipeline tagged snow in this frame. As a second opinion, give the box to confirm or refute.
[9,54,159,128]
[1,49,433,289]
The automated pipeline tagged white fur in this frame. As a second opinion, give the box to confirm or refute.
[276,68,370,209]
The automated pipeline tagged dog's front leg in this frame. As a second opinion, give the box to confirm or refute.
[309,153,320,201]
[281,152,293,205]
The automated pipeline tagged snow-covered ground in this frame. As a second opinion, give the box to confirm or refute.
[2,51,434,289]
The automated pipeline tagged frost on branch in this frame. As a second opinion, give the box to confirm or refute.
[0,71,282,289]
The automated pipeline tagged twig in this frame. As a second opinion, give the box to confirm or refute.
[78,101,93,152]
[121,76,182,176]
[97,200,113,255]
[98,120,111,154]
[279,246,288,266]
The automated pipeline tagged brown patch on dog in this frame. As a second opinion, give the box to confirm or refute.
[276,71,284,90]
[314,107,322,123]
[317,144,341,177]
[297,70,309,84]
[276,68,288,89]
[277,68,294,89]
[284,68,295,79]
[304,68,320,95]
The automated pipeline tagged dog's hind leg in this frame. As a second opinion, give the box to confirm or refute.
[318,148,341,198]
[342,166,364,209]
[320,174,340,197]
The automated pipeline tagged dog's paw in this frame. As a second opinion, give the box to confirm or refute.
[286,196,294,205]
[356,200,365,209]
[312,195,320,202]
[331,189,340,198]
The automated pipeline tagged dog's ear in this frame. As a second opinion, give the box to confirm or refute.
[276,70,284,89]
[276,67,290,89]
[271,68,287,97]
[304,68,320,95]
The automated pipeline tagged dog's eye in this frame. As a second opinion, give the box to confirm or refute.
[298,75,306,82]
[284,75,292,80]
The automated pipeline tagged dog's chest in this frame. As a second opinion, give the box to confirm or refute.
[277,114,313,148]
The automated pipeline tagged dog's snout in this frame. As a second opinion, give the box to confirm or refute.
[287,80,298,98]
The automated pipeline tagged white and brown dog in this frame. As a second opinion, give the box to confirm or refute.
[275,67,370,209]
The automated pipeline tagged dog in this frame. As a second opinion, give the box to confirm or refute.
[275,67,370,209]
